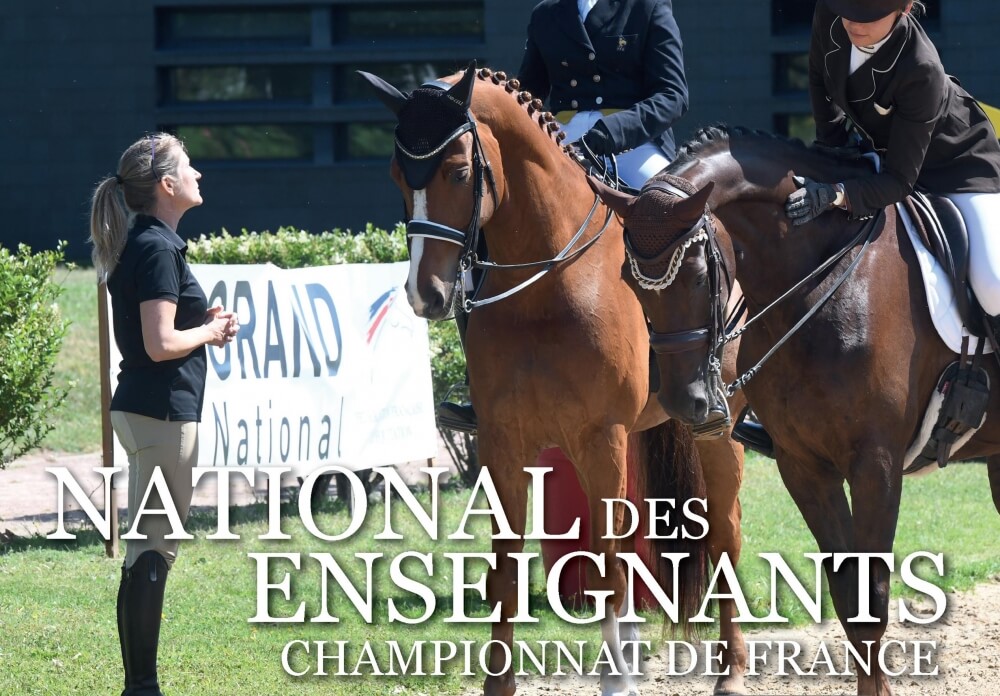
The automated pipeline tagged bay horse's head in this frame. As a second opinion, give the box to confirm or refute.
[358,63,503,320]
[591,174,734,433]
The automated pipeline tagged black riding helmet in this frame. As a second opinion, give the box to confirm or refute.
[823,0,909,23]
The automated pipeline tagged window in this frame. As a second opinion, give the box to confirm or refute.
[155,3,486,165]
[333,2,484,45]
[163,66,312,105]
[334,61,465,103]
[773,53,810,95]
[174,124,314,161]
[773,114,815,144]
[340,123,396,161]
[157,8,311,49]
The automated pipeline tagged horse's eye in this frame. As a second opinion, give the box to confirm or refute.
[453,167,470,183]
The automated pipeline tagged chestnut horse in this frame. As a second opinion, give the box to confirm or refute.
[593,125,1000,696]
[360,67,748,695]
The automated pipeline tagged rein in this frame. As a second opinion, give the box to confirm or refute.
[625,182,883,400]
[462,198,613,311]
[401,78,612,314]
[723,209,883,395]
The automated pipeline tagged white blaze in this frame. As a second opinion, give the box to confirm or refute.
[406,190,428,314]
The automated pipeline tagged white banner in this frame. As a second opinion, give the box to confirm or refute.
[108,262,437,474]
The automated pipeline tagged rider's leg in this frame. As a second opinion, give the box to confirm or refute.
[951,190,1000,317]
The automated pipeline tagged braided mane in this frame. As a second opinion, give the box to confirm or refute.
[668,124,808,172]
[471,67,576,157]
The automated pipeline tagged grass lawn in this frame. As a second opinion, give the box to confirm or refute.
[1,454,998,695]
[16,266,999,693]
[43,266,101,453]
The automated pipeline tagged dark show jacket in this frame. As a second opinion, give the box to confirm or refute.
[810,3,1000,217]
[108,215,209,422]
[518,0,688,158]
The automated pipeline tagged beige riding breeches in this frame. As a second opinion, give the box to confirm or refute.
[110,411,198,569]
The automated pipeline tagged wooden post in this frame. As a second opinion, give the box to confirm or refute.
[97,280,119,559]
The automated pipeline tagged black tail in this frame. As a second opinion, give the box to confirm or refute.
[633,419,710,634]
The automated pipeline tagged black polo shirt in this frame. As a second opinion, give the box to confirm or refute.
[108,215,208,422]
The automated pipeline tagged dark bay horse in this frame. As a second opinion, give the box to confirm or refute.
[593,125,1000,696]
[360,67,748,695]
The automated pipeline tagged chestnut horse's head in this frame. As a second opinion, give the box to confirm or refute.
[591,174,733,433]
[358,63,502,320]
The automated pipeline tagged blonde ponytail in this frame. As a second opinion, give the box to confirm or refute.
[88,132,186,279]
[89,176,129,279]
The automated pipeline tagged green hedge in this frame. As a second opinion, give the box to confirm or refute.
[0,243,70,466]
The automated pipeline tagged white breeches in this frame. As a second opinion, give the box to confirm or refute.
[561,110,670,188]
[946,191,1000,316]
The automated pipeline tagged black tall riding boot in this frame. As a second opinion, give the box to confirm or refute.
[731,406,776,459]
[117,565,130,694]
[119,550,169,696]
[436,310,478,433]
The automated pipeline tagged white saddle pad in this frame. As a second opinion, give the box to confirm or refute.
[896,201,993,355]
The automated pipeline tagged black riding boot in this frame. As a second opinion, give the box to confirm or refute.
[436,310,477,433]
[117,565,129,693]
[119,550,169,696]
[731,406,775,459]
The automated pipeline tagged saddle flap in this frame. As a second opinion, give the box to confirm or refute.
[903,192,985,336]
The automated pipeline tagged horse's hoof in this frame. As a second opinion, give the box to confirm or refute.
[714,673,748,695]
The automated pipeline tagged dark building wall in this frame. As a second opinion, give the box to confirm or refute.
[0,0,156,261]
[2,0,997,261]
[0,0,536,261]
[672,1,776,140]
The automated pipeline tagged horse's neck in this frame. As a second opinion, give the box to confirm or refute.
[489,135,600,263]
[691,147,873,309]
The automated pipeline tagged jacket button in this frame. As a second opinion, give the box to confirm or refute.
[596,96,603,105]
[561,60,569,67]
[571,99,579,109]
[593,74,601,83]
[588,52,596,61]
[570,79,578,87]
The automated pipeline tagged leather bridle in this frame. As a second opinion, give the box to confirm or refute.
[623,179,736,438]
[400,80,613,314]
[625,179,882,424]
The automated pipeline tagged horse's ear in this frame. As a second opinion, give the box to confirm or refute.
[588,176,637,218]
[448,60,478,110]
[356,71,408,116]
[674,182,716,226]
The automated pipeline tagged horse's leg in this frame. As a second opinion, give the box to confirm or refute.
[988,454,1000,515]
[568,424,636,696]
[693,435,747,695]
[776,450,899,696]
[479,429,530,696]
[844,447,902,696]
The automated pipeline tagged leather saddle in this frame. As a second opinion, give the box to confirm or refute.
[902,191,988,337]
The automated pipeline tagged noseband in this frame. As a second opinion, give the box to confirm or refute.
[624,180,735,438]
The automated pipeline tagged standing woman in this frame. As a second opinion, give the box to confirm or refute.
[89,133,236,695]
[787,0,1000,320]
